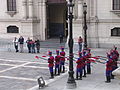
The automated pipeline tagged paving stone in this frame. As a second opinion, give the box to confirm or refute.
[0,77,37,90]
[0,67,50,80]
[0,65,13,71]
[0,60,25,65]
[25,63,48,67]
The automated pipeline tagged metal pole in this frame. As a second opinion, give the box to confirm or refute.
[67,0,76,89]
[83,9,87,49]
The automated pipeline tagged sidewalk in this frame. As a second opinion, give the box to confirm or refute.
[0,39,120,90]
[27,48,120,90]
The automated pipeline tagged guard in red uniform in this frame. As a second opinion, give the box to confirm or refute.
[86,48,92,74]
[82,49,87,77]
[76,52,84,80]
[105,54,113,83]
[48,51,54,79]
[60,47,66,73]
[55,50,61,75]
[111,47,119,79]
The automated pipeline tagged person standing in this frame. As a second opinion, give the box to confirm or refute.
[60,34,63,43]
[48,51,54,79]
[86,48,92,74]
[76,52,83,80]
[82,49,87,77]
[78,36,83,52]
[60,47,66,73]
[105,54,113,83]
[31,39,36,53]
[35,39,40,53]
[13,37,19,52]
[18,36,24,53]
[26,37,31,53]
[54,50,61,76]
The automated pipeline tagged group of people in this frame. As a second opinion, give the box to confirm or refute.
[105,46,119,83]
[47,47,66,79]
[13,36,40,53]
[76,48,92,80]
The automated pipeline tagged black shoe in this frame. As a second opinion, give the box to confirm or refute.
[49,77,54,79]
[83,75,86,77]
[78,78,82,80]
[75,78,79,80]
[105,81,111,83]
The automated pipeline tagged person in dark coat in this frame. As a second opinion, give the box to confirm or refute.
[35,39,40,53]
[26,37,31,53]
[18,36,24,53]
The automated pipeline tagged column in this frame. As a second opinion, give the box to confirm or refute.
[41,0,47,40]
[22,0,27,19]
[28,0,33,19]
[78,0,83,19]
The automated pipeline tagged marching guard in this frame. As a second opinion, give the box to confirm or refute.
[86,48,92,74]
[105,54,113,83]
[48,51,54,79]
[60,47,66,73]
[76,52,84,80]
[54,50,61,75]
[82,49,87,77]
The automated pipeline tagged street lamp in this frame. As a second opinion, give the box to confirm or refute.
[67,0,76,89]
[83,3,87,49]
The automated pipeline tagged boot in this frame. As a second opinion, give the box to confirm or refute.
[54,68,57,76]
[76,72,79,80]
[49,72,54,79]
[79,73,82,80]
[62,66,65,73]
[60,65,62,73]
[58,68,60,75]
[83,69,86,77]
[105,76,111,83]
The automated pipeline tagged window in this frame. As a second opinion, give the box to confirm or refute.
[7,0,16,11]
[111,27,120,36]
[7,26,19,33]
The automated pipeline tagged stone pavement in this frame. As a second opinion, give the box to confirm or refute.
[0,39,120,90]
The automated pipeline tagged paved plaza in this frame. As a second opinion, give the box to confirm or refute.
[0,40,120,90]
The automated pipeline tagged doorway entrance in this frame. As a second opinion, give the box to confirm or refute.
[46,0,68,38]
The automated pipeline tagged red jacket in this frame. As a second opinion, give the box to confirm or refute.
[55,55,61,64]
[86,53,91,63]
[48,56,54,67]
[60,51,65,61]
[76,57,84,68]
[106,59,113,71]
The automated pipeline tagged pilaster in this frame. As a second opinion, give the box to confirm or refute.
[22,0,27,19]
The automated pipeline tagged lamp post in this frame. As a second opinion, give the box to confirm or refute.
[83,3,87,49]
[67,0,76,89]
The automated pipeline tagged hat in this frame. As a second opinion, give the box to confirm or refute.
[56,50,59,53]
[61,46,64,50]
[48,51,52,55]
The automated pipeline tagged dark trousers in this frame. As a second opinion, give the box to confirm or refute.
[15,45,18,52]
[87,63,91,74]
[83,66,86,77]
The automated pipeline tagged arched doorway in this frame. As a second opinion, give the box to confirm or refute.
[46,0,68,39]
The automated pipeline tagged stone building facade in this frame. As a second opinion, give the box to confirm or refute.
[0,0,120,48]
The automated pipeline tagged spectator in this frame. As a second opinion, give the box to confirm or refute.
[13,37,19,52]
[35,39,40,53]
[78,36,83,52]
[26,37,31,53]
[18,36,24,53]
